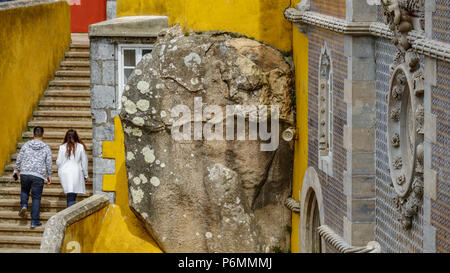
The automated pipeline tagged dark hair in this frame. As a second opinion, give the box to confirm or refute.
[62,129,87,158]
[33,126,44,138]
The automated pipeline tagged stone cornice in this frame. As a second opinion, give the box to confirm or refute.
[285,8,450,62]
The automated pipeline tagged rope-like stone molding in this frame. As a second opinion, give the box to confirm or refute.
[285,8,450,63]
[40,194,110,253]
[0,0,65,10]
[284,197,300,213]
[317,225,381,253]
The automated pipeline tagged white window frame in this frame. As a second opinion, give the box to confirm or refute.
[117,44,153,109]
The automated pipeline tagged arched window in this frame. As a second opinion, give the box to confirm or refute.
[318,43,333,175]
[299,168,325,253]
[305,189,322,253]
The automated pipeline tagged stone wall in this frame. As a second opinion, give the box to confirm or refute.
[429,0,450,254]
[374,38,425,253]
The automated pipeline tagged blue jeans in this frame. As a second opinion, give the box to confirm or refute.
[67,193,77,207]
[20,174,44,224]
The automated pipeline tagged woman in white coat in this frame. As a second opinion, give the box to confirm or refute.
[56,130,88,207]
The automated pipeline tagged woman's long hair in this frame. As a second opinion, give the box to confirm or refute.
[62,129,87,158]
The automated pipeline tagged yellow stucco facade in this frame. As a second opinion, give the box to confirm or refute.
[0,1,71,174]
[291,27,309,253]
[117,0,293,52]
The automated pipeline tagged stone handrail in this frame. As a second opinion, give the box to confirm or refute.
[0,0,65,10]
[40,194,110,253]
[317,225,381,253]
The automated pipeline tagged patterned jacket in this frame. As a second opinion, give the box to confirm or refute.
[13,139,52,181]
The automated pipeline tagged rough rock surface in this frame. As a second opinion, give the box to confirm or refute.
[119,26,294,253]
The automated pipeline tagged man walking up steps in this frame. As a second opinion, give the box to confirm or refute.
[13,126,52,228]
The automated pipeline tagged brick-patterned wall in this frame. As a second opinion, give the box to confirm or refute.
[310,0,346,19]
[307,27,347,252]
[431,60,450,253]
[433,0,450,43]
[375,38,424,253]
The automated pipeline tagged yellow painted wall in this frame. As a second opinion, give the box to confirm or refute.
[62,204,162,253]
[116,0,293,52]
[0,1,71,174]
[291,26,309,253]
[61,116,162,253]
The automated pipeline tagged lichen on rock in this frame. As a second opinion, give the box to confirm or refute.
[120,25,294,253]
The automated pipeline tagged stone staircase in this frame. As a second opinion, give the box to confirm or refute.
[0,35,93,253]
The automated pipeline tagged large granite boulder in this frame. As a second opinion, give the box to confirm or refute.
[119,26,294,253]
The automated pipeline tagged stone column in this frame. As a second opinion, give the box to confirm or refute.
[343,0,378,246]
[90,37,118,203]
[422,0,437,253]
[106,0,116,20]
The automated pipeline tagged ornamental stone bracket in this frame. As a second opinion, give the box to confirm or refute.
[382,0,425,230]
[284,0,310,33]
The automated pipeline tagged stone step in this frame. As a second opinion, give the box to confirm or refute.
[4,163,94,174]
[0,188,92,203]
[0,187,93,197]
[33,111,92,121]
[17,141,92,150]
[65,51,90,58]
[0,199,79,214]
[22,131,92,141]
[0,248,40,253]
[60,60,90,67]
[9,152,93,162]
[0,223,45,236]
[49,80,90,88]
[70,43,90,49]
[0,175,93,185]
[0,211,54,223]
[38,99,91,108]
[0,179,94,191]
[28,120,92,129]
[43,90,90,98]
[33,110,92,118]
[55,70,90,78]
[0,235,42,249]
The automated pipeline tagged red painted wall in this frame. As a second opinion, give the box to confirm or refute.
[70,0,106,33]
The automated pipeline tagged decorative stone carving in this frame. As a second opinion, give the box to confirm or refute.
[390,106,401,121]
[387,63,425,230]
[381,0,425,72]
[318,43,332,156]
[393,157,403,169]
[383,0,425,231]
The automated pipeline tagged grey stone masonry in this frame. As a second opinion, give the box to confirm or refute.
[422,1,437,253]
[89,16,168,203]
[342,1,378,246]
[106,0,116,20]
